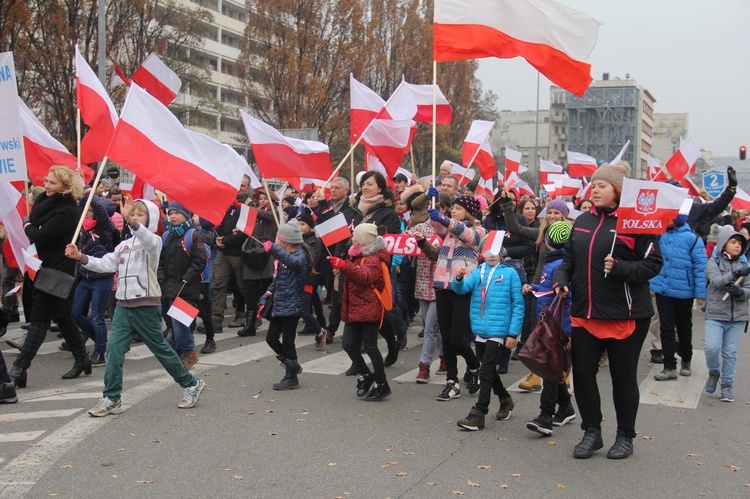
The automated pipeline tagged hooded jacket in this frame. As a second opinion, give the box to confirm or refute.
[158,222,207,301]
[705,227,750,322]
[78,195,118,281]
[650,222,707,300]
[265,243,312,317]
[339,237,390,323]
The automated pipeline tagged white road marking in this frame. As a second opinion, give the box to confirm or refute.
[21,393,102,402]
[0,431,45,443]
[198,335,316,366]
[0,409,84,422]
[640,350,708,409]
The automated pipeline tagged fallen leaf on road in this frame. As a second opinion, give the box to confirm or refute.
[265,410,274,413]
[648,390,661,396]
[29,443,41,447]
[511,473,522,477]
[186,413,196,417]
[117,448,125,452]
[403,452,415,455]
[136,480,154,484]
[60,465,73,469]
[233,475,243,480]
[5,418,15,423]
[497,437,508,441]
[247,411,255,415]
[224,468,233,471]
[475,465,491,469]
[643,436,654,440]
[687,453,698,458]
[411,409,421,414]
[500,484,509,489]
[405,433,415,437]
[152,440,161,444]
[296,419,306,422]
[743,483,750,487]
[111,475,119,479]
[48,493,60,496]
[129,434,136,437]
[101,462,115,467]
[555,484,566,489]
[425,482,437,486]
[696,462,704,466]
[252,390,263,398]
[452,491,465,495]
[268,432,278,436]
[327,463,337,467]
[726,465,741,472]
[265,483,277,487]
[467,480,480,487]
[396,472,409,476]
[548,441,557,446]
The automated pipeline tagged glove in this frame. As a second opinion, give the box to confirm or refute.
[500,193,514,208]
[726,283,745,298]
[428,208,450,227]
[732,266,750,278]
[426,185,439,200]
[328,256,346,269]
[263,241,273,252]
[728,166,738,188]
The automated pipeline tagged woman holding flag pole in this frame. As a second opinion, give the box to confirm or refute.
[553,161,663,460]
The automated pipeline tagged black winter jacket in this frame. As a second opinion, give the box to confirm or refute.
[158,229,207,301]
[266,244,311,317]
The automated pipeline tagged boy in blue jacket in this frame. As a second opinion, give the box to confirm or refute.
[452,240,524,431]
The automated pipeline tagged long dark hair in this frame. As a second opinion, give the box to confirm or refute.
[357,171,395,203]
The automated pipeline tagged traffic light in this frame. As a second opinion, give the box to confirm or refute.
[741,146,747,160]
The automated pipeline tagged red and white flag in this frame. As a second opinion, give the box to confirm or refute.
[361,118,413,173]
[579,179,592,200]
[167,296,199,327]
[731,187,750,212]
[646,154,668,182]
[680,176,701,198]
[665,135,701,182]
[75,45,118,164]
[433,0,600,96]
[235,204,259,236]
[0,181,30,273]
[130,53,181,106]
[462,120,495,180]
[23,244,40,281]
[405,83,452,124]
[504,171,534,197]
[482,230,506,257]
[106,84,244,225]
[543,183,559,199]
[539,159,563,185]
[567,151,597,178]
[617,178,688,234]
[610,140,630,164]
[241,111,333,181]
[110,63,131,89]
[547,173,582,197]
[128,176,157,202]
[450,162,476,186]
[379,81,418,121]
[350,75,385,143]
[475,177,495,199]
[315,213,351,247]
[18,98,94,185]
[503,147,526,179]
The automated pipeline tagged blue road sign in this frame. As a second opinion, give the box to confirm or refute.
[702,169,726,198]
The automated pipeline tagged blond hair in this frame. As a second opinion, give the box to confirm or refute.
[48,166,84,201]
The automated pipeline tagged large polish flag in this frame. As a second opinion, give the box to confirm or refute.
[665,135,701,182]
[503,147,526,179]
[75,45,118,164]
[462,120,496,180]
[647,154,668,182]
[617,178,688,235]
[731,188,750,212]
[106,84,244,225]
[241,111,333,181]
[18,99,94,185]
[131,53,182,106]
[361,118,413,172]
[0,182,30,273]
[567,151,597,178]
[350,75,385,143]
[539,159,563,185]
[316,213,352,247]
[405,83,452,124]
[433,0,600,96]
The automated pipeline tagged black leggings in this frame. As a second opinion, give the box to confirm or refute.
[435,289,479,383]
[342,321,385,383]
[474,340,510,414]
[14,316,86,370]
[266,316,300,361]
[571,318,649,439]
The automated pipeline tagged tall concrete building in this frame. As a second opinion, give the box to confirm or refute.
[489,110,550,172]
[651,112,689,162]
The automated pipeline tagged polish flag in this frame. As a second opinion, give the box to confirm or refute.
[0,182,30,273]
[167,296,199,327]
[241,111,333,181]
[610,140,630,164]
[450,162,476,186]
[106,84,245,225]
[462,120,496,180]
[361,118,413,173]
[550,174,583,197]
[579,179,592,200]
[475,177,496,199]
[539,159,563,185]
[350,75,385,143]
[405,83,452,124]
[647,155,668,182]
[315,213,351,247]
[129,176,157,203]
[505,171,534,197]
[617,178,688,235]
[18,98,94,185]
[75,45,118,164]
[504,147,526,179]
[235,204,259,236]
[543,183,559,199]
[665,135,701,182]
[567,151,598,178]
[131,53,182,106]
[680,176,702,198]
[23,244,41,281]
[482,230,506,258]
[378,81,418,121]
[731,188,750,212]
[433,0,600,97]
[110,63,131,89]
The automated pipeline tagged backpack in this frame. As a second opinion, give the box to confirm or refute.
[163,228,212,283]
[373,260,393,312]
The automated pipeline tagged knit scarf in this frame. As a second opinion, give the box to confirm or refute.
[357,194,383,216]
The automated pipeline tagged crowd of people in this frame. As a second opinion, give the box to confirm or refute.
[0,161,748,461]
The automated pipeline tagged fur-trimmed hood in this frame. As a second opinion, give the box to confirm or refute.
[361,235,387,256]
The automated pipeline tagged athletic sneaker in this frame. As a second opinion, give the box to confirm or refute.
[552,405,577,426]
[720,382,734,403]
[705,371,720,394]
[457,407,485,431]
[315,330,327,351]
[91,353,106,367]
[89,397,123,417]
[436,380,460,401]
[178,379,206,409]
[467,370,480,395]
[527,414,553,436]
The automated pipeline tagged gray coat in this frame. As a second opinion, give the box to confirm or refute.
[705,227,750,322]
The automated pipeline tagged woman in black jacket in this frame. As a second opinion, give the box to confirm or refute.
[11,167,91,388]
[553,162,663,460]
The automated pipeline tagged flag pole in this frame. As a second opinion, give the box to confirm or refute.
[261,178,281,229]
[71,156,109,245]
[23,181,31,216]
[431,60,437,208]
[456,145,484,186]
[76,108,82,175]
[350,150,354,187]
[409,145,416,177]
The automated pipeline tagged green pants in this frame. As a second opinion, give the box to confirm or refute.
[104,305,195,401]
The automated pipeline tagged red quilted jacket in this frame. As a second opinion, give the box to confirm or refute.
[340,237,390,324]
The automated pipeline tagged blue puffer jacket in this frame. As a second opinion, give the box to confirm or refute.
[531,250,572,336]
[650,223,707,300]
[451,262,524,339]
[266,244,311,318]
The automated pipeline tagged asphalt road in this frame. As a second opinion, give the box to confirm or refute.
[0,304,748,498]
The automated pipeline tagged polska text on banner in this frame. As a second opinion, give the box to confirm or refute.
[616,178,688,234]
[382,234,442,256]
[0,52,28,182]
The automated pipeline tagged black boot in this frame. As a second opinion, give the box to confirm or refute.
[356,373,374,397]
[61,353,92,380]
[9,365,27,389]
[0,381,18,404]
[384,343,399,367]
[365,380,391,401]
[238,312,256,337]
[573,427,604,459]
[273,360,300,390]
[607,433,634,460]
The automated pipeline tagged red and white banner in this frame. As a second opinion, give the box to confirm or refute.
[646,154,668,182]
[0,52,27,183]
[567,151,597,178]
[539,159,563,185]
[241,111,333,181]
[433,0,600,96]
[350,75,385,143]
[106,84,244,225]
[462,120,495,180]
[450,162,476,185]
[405,83,452,124]
[167,296,199,327]
[75,45,118,164]
[665,134,701,182]
[617,178,688,234]
[235,204,259,236]
[503,147,526,179]
[316,213,351,247]
[0,181,30,272]
[731,187,750,212]
[361,118,413,172]
[130,53,181,106]
[482,230,506,257]
[382,233,441,256]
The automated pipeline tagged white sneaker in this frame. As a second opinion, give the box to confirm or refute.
[88,397,123,417]
[178,379,206,409]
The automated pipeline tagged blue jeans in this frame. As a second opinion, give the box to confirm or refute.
[704,319,745,384]
[72,277,113,355]
[168,298,196,355]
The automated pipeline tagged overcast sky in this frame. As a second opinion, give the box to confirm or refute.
[475,0,750,159]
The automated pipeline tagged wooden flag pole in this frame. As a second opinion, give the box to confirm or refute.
[71,156,109,245]
[410,145,416,177]
[261,178,280,229]
[350,151,354,188]
[76,108,82,176]
[431,60,437,208]
[23,181,31,216]
[456,144,484,186]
